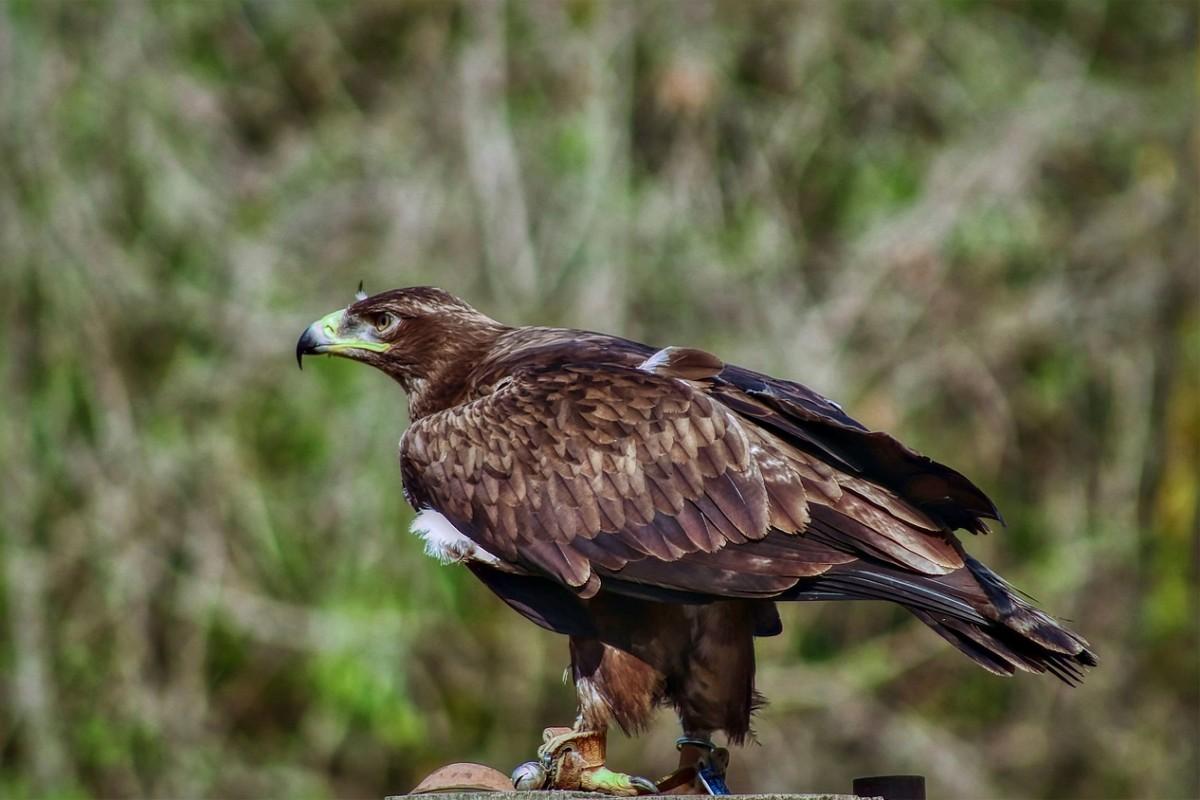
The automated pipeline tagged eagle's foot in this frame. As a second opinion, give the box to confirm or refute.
[533,727,656,796]
[582,766,658,796]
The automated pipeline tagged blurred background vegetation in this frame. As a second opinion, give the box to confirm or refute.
[1,0,1196,798]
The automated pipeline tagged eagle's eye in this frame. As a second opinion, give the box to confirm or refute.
[372,312,396,333]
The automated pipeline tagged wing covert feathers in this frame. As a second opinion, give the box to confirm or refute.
[402,364,772,595]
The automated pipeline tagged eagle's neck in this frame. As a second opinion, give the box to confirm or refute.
[405,319,509,419]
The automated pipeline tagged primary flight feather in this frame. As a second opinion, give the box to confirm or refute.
[297,286,1096,794]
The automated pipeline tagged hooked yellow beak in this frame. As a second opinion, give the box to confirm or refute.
[295,308,388,368]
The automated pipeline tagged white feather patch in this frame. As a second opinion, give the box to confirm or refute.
[637,346,724,380]
[638,348,673,374]
[410,509,502,566]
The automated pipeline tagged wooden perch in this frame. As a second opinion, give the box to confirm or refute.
[388,794,870,800]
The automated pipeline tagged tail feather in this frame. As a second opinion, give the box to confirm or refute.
[963,555,1096,660]
[910,609,1091,685]
[909,609,1031,676]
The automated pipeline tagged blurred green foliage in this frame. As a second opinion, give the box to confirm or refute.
[0,1,1196,798]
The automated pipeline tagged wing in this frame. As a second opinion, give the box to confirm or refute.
[402,361,828,597]
[474,328,1002,535]
[401,357,964,601]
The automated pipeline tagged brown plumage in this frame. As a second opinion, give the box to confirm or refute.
[298,286,1097,754]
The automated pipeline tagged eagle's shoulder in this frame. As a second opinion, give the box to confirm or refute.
[463,327,651,386]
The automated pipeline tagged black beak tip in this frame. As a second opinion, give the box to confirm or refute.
[296,328,317,370]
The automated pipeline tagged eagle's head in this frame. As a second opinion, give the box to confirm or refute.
[296,286,506,406]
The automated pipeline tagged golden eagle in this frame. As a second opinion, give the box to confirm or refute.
[297,286,1096,795]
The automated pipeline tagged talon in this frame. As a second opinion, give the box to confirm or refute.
[631,776,659,794]
[580,766,658,796]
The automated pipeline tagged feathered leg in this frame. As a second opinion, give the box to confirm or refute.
[659,603,758,795]
[531,637,660,795]
[674,603,759,745]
